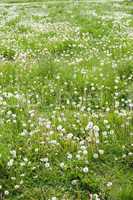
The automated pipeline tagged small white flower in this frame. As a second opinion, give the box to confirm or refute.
[96,139,100,144]
[99,149,104,155]
[93,194,100,200]
[57,125,62,131]
[7,159,14,167]
[83,166,89,173]
[128,152,133,156]
[67,153,72,160]
[14,185,20,189]
[60,162,65,169]
[76,154,81,160]
[20,129,28,136]
[107,182,112,187]
[46,123,51,129]
[23,157,28,162]
[48,140,57,145]
[11,177,16,180]
[102,131,107,136]
[51,197,57,200]
[80,140,85,145]
[67,133,73,139]
[71,179,78,185]
[40,157,49,162]
[20,162,25,167]
[93,125,100,132]
[94,132,99,137]
[45,162,50,168]
[20,180,24,185]
[93,153,99,159]
[35,148,39,152]
[86,121,93,130]
[80,145,86,150]
[104,120,108,124]
[83,150,88,155]
[10,150,16,158]
[4,190,9,195]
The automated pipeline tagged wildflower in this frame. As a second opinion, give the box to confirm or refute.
[93,153,99,159]
[99,149,104,155]
[76,154,81,160]
[4,190,9,195]
[20,180,24,185]
[94,132,99,137]
[46,123,51,129]
[60,162,65,169]
[51,197,57,200]
[107,182,112,187]
[104,120,108,124]
[14,185,20,189]
[80,145,86,150]
[93,194,100,200]
[11,177,16,180]
[71,179,78,185]
[57,125,62,131]
[10,150,16,158]
[20,129,28,136]
[48,140,57,145]
[83,166,89,173]
[128,152,133,156]
[85,121,93,130]
[45,162,50,168]
[67,133,73,139]
[40,157,49,162]
[83,150,88,155]
[7,159,14,167]
[93,125,100,132]
[23,157,28,162]
[67,153,72,160]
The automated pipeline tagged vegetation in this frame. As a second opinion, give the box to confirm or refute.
[0,0,133,199]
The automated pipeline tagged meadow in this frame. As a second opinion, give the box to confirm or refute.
[0,0,133,199]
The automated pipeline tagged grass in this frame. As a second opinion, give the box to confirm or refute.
[0,0,133,199]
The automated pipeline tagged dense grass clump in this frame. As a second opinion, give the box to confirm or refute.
[0,0,133,200]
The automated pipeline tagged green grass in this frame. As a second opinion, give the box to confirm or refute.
[0,0,133,200]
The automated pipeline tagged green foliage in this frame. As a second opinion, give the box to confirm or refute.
[0,1,133,200]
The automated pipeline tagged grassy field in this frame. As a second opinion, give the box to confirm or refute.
[0,0,133,199]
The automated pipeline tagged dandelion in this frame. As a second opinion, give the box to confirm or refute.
[83,166,89,173]
[10,150,16,158]
[48,140,58,145]
[71,179,78,185]
[4,190,9,195]
[14,185,20,189]
[57,125,62,131]
[93,153,99,159]
[93,125,100,132]
[99,149,104,155]
[76,154,81,160]
[7,159,14,167]
[60,162,65,169]
[107,182,112,187]
[67,153,72,160]
[51,197,57,200]
[86,121,93,130]
[67,133,73,139]
[83,150,88,155]
[45,162,50,168]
